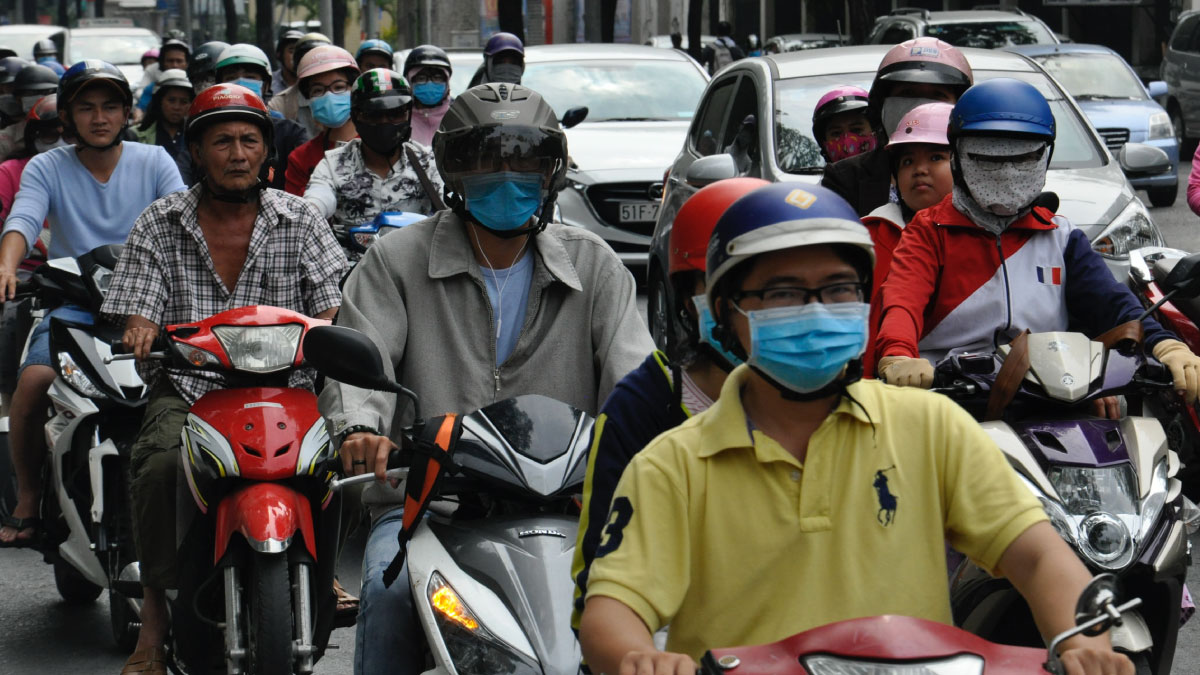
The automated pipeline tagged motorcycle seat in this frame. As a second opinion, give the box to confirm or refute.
[1152,257,1200,325]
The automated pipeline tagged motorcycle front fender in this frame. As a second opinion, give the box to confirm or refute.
[1110,608,1153,654]
[213,482,315,563]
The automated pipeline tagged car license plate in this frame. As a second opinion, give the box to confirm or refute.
[620,202,660,223]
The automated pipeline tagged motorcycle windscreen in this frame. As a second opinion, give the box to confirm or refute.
[452,395,592,498]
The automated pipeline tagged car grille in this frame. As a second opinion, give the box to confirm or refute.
[1096,128,1130,150]
[586,183,658,237]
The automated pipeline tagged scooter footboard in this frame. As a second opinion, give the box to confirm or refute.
[213,483,316,562]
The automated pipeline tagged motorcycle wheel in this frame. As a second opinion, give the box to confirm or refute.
[109,588,140,652]
[246,553,294,675]
[1130,652,1152,675]
[53,560,102,604]
[0,430,16,519]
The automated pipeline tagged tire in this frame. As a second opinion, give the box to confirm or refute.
[0,431,16,520]
[53,560,103,604]
[109,588,140,652]
[1171,106,1196,158]
[246,553,293,675]
[1148,184,1179,208]
[1129,651,1152,675]
[647,269,673,352]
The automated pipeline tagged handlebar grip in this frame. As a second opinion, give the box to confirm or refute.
[386,447,414,469]
[13,281,34,296]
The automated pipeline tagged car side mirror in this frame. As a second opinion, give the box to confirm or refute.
[685,154,738,188]
[1147,80,1168,99]
[561,106,588,129]
[1118,143,1171,176]
[1161,252,1200,298]
[303,325,398,394]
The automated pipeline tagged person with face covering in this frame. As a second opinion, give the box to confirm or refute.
[468,31,525,86]
[0,63,58,161]
[303,68,441,238]
[403,44,453,147]
[0,57,30,129]
[0,95,67,278]
[821,37,972,217]
[319,81,652,675]
[874,79,1200,412]
[284,45,360,195]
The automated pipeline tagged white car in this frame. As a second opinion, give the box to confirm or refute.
[66,26,160,89]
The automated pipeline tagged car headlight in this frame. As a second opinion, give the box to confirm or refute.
[1092,198,1162,259]
[427,573,540,675]
[801,654,984,674]
[1148,112,1174,141]
[58,352,103,398]
[211,324,303,373]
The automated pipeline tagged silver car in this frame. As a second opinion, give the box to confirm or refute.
[520,44,709,267]
[648,45,1164,346]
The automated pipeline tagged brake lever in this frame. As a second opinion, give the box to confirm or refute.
[104,351,169,363]
[330,467,409,490]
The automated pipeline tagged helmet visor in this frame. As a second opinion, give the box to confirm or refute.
[438,124,566,177]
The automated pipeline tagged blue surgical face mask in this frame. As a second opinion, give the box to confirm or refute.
[310,91,352,128]
[736,301,869,394]
[462,171,545,232]
[232,77,263,98]
[413,82,447,106]
[692,295,743,367]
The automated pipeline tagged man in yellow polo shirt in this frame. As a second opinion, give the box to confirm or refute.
[578,183,1132,675]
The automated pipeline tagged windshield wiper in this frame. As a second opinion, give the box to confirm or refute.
[593,116,672,122]
[789,167,826,175]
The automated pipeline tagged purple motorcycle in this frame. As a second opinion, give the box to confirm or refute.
[934,328,1188,675]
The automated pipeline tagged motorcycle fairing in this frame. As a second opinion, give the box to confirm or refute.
[454,395,592,497]
[50,319,147,405]
[213,481,316,561]
[189,387,324,481]
[164,305,328,372]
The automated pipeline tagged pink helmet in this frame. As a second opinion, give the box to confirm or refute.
[142,48,159,61]
[297,45,359,83]
[885,101,953,150]
[812,85,871,140]
[868,38,972,118]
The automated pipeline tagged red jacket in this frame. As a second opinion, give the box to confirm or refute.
[285,131,340,196]
[861,202,906,377]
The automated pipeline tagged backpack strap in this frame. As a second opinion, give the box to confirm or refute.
[985,330,1031,422]
[405,144,447,212]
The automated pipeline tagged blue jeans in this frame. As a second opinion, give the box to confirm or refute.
[355,509,425,675]
[20,305,94,375]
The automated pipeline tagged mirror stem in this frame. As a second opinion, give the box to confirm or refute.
[387,382,422,421]
[1136,286,1180,323]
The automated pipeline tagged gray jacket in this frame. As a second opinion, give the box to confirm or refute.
[318,209,653,514]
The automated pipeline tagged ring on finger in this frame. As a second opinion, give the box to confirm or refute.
[352,459,366,466]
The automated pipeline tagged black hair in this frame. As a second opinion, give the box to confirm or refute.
[716,21,733,37]
[138,84,193,133]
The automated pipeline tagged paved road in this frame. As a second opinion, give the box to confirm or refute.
[4,168,1200,673]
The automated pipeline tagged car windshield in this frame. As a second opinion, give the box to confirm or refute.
[521,59,706,122]
[448,52,483,97]
[70,33,160,65]
[0,30,64,62]
[1029,52,1147,101]
[774,69,1103,174]
[925,21,1056,48]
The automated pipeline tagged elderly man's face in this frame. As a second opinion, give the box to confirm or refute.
[192,120,267,193]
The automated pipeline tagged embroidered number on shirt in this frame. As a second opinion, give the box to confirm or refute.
[595,496,634,557]
[874,466,898,526]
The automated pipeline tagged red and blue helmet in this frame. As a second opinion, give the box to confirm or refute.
[705,183,874,313]
[948,78,1055,143]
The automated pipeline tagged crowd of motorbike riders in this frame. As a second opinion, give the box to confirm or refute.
[0,20,1196,675]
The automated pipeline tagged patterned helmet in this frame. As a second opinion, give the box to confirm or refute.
[351,68,412,113]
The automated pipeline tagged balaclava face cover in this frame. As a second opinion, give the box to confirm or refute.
[953,136,1049,234]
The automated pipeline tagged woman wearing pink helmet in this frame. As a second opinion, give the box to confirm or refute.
[813,85,875,163]
[822,37,972,217]
[284,45,361,195]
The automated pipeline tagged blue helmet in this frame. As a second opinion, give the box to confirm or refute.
[356,39,394,61]
[705,183,874,313]
[948,78,1055,142]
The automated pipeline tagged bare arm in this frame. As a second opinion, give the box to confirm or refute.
[316,306,338,321]
[579,596,694,675]
[0,230,29,300]
[996,521,1132,675]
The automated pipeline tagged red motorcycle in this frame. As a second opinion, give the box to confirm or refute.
[699,574,1139,675]
[1129,246,1200,499]
[118,306,343,675]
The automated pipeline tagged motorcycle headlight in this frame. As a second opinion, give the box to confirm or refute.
[58,352,103,398]
[90,267,113,299]
[426,573,540,675]
[1148,112,1174,141]
[211,324,303,373]
[1048,464,1144,570]
[801,654,984,674]
[1092,199,1163,259]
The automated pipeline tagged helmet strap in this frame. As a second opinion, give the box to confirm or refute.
[201,175,265,204]
[751,360,864,403]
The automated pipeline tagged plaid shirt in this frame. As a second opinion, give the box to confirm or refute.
[101,184,345,404]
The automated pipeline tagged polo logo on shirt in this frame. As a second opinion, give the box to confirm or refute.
[1036,266,1063,285]
[873,466,898,526]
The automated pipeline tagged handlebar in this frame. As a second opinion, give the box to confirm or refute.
[330,467,409,490]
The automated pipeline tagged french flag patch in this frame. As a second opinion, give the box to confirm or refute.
[1036,266,1062,285]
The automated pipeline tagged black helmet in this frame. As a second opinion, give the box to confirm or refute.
[433,83,568,231]
[14,64,59,96]
[276,29,304,55]
[292,33,333,75]
[189,41,230,85]
[0,48,17,60]
[351,68,412,113]
[33,39,58,59]
[58,60,132,107]
[159,38,192,65]
[0,56,29,86]
[403,45,452,75]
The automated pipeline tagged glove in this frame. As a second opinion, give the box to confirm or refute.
[878,355,934,389]
[1152,338,1200,404]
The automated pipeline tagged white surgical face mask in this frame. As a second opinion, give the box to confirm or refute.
[957,136,1049,218]
[34,137,69,153]
[881,96,938,139]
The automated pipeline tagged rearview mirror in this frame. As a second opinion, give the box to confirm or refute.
[1118,143,1171,176]
[561,106,589,129]
[1074,573,1120,635]
[1161,252,1200,298]
[1147,80,1168,99]
[685,154,737,188]
[304,325,397,393]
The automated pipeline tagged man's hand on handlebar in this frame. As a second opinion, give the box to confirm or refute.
[1057,644,1134,675]
[0,266,19,302]
[340,432,400,486]
[614,650,696,675]
[122,315,160,361]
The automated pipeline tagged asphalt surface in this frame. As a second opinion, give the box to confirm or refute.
[4,166,1200,673]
